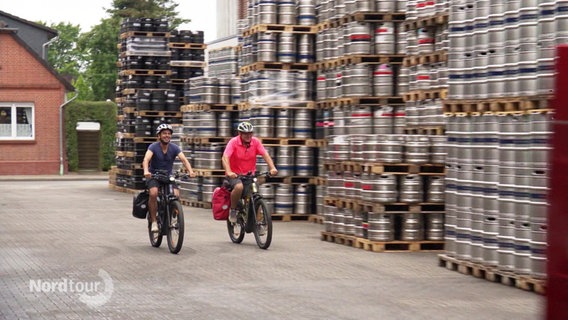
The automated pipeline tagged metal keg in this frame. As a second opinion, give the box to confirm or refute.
[399,174,423,203]
[231,77,241,104]
[202,77,220,104]
[425,212,445,240]
[349,135,366,162]
[217,78,231,104]
[368,213,395,242]
[277,146,295,176]
[293,109,313,138]
[497,215,516,271]
[401,213,424,241]
[296,146,315,176]
[374,105,394,134]
[514,220,532,275]
[217,112,232,137]
[194,143,223,169]
[346,21,372,55]
[376,0,396,12]
[417,27,435,54]
[316,71,327,100]
[375,174,398,203]
[251,107,274,137]
[429,135,447,164]
[274,183,294,214]
[426,176,445,202]
[202,177,222,203]
[334,208,346,235]
[196,111,217,137]
[373,64,394,97]
[327,135,350,161]
[378,134,404,163]
[316,184,325,215]
[259,183,276,215]
[297,0,317,26]
[323,204,336,232]
[361,135,380,162]
[257,32,277,62]
[348,105,373,135]
[278,32,297,63]
[397,65,410,95]
[257,146,275,172]
[258,0,277,24]
[529,220,547,278]
[405,134,431,164]
[374,22,396,54]
[326,170,342,197]
[297,34,315,63]
[294,184,311,214]
[296,71,313,101]
[278,0,296,25]
[275,109,291,138]
[343,64,372,96]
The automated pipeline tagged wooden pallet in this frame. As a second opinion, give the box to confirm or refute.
[255,137,325,147]
[308,214,325,224]
[118,69,172,76]
[243,24,317,37]
[342,11,407,23]
[403,88,448,102]
[438,254,546,295]
[316,96,404,109]
[181,136,231,144]
[238,101,316,110]
[120,31,170,39]
[194,169,226,177]
[309,177,328,186]
[136,110,180,117]
[240,61,315,74]
[181,200,212,209]
[403,50,448,67]
[403,126,446,135]
[361,163,446,175]
[356,238,445,252]
[180,104,238,112]
[170,60,206,68]
[443,95,552,114]
[358,202,445,214]
[321,232,445,252]
[315,55,405,70]
[272,214,312,222]
[403,12,449,31]
[168,42,207,49]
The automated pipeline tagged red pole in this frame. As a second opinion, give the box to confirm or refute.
[547,44,568,320]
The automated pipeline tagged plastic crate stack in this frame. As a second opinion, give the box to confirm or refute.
[112,18,205,191]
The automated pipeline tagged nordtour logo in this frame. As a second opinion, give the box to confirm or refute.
[29,269,113,308]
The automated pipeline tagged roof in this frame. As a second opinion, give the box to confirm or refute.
[0,10,58,38]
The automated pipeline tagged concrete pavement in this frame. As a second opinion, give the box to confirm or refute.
[0,179,544,319]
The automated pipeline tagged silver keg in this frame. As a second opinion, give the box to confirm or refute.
[401,213,424,241]
[368,213,395,242]
[257,32,277,62]
[399,174,423,203]
[277,146,295,176]
[278,32,297,63]
[274,183,294,214]
[294,184,311,214]
[296,146,315,176]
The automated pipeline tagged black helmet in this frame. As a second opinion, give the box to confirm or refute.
[156,123,173,135]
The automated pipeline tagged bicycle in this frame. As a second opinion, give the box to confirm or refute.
[147,169,189,254]
[227,171,273,249]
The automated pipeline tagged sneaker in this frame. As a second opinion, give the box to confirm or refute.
[170,215,178,228]
[229,209,237,223]
[151,221,159,233]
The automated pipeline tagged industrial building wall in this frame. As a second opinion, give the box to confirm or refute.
[216,0,239,39]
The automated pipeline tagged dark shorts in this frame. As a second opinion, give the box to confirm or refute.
[222,177,243,191]
[146,177,179,190]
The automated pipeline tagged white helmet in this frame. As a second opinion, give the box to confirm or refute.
[156,123,173,135]
[237,121,254,133]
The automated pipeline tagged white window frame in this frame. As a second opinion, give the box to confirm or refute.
[0,102,35,140]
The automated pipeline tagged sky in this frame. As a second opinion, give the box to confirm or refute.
[1,0,218,42]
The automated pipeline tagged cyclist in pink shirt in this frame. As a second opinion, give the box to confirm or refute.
[222,121,278,222]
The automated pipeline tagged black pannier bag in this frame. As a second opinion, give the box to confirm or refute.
[132,190,149,219]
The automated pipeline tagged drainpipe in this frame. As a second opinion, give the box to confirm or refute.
[59,92,79,175]
[42,36,58,60]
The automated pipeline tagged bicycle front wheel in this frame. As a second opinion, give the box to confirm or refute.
[253,199,272,249]
[167,200,184,254]
[148,215,163,248]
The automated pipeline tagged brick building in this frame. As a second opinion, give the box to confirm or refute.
[0,11,75,175]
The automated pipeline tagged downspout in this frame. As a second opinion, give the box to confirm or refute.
[42,36,58,60]
[59,92,79,175]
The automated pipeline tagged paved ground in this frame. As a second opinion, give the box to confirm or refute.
[0,177,544,319]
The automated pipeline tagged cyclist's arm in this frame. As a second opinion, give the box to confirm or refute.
[177,152,196,177]
[221,155,237,178]
[142,149,154,178]
[261,152,278,176]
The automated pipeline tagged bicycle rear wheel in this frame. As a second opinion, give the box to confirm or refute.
[227,212,245,244]
[148,215,163,248]
[253,199,272,249]
[167,200,184,254]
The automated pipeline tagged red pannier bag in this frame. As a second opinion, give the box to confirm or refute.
[211,186,231,220]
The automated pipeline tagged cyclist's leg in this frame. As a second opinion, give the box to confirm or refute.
[146,178,160,223]
[223,177,243,211]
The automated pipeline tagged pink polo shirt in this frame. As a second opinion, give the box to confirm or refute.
[223,136,267,175]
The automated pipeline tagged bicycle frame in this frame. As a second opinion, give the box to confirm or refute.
[239,174,264,233]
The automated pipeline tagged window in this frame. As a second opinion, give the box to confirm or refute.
[0,103,34,140]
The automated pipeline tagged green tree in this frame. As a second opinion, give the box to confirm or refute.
[107,0,189,29]
[45,22,84,79]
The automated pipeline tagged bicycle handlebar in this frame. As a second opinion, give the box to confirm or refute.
[237,171,271,180]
